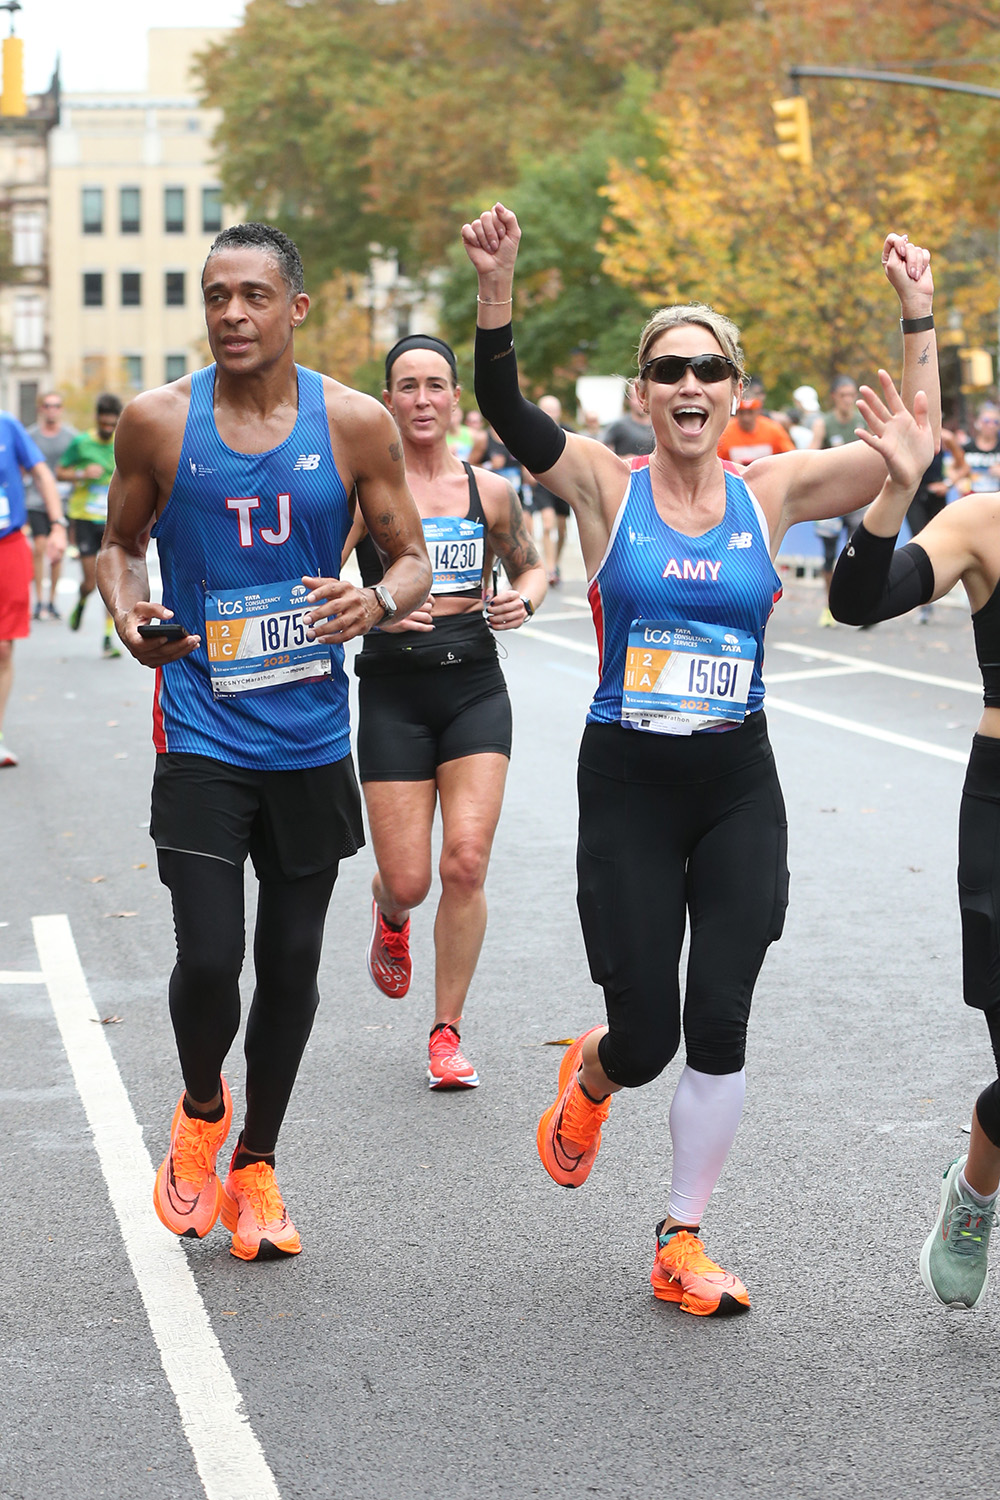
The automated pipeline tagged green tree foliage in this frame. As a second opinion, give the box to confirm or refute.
[438,75,660,402]
[199,0,1000,394]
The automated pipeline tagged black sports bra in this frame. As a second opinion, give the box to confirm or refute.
[972,580,1000,707]
[355,462,489,601]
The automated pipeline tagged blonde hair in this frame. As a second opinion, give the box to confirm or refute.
[636,303,745,386]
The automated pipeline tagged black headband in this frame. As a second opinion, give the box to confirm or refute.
[384,334,458,385]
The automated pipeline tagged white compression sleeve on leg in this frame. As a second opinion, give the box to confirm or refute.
[667,1065,746,1225]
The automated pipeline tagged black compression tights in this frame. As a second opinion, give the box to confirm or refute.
[158,849,339,1154]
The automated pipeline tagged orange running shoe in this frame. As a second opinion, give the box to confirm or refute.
[153,1078,233,1239]
[367,899,412,998]
[427,1023,479,1088]
[220,1153,302,1262]
[536,1026,610,1188]
[650,1224,750,1317]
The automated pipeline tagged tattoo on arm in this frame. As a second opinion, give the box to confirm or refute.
[368,506,405,559]
[918,342,930,367]
[491,484,541,574]
[389,442,402,463]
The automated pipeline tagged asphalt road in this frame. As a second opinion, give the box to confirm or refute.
[1,554,993,1500]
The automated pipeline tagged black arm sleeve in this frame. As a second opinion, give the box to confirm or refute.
[828,523,934,626]
[474,323,568,474]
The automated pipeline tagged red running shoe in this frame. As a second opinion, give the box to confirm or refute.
[220,1154,302,1262]
[427,1023,479,1089]
[366,899,412,998]
[153,1078,233,1239]
[650,1224,750,1317]
[536,1026,610,1188]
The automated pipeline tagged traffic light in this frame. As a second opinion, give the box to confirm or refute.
[772,96,812,169]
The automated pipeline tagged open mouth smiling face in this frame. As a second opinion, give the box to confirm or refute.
[640,330,737,450]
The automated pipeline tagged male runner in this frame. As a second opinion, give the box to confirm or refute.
[26,391,75,619]
[98,222,430,1261]
[59,393,122,656]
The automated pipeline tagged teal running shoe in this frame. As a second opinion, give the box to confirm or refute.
[919,1156,998,1309]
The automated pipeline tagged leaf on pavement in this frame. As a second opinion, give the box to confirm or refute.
[544,1038,576,1047]
[107,910,138,918]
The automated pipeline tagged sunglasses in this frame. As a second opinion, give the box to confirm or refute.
[639,353,738,385]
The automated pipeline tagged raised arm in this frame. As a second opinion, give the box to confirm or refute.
[462,203,629,566]
[748,234,940,543]
[827,371,970,626]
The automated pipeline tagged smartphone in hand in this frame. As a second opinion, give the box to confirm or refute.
[137,622,189,640]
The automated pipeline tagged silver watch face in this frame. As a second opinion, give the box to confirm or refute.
[375,585,396,619]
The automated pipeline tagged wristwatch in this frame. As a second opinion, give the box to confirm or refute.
[521,596,535,618]
[371,583,397,623]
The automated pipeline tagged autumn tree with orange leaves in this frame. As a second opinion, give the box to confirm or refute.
[199,0,1000,395]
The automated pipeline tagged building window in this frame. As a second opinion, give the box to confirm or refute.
[164,186,185,234]
[165,271,185,307]
[82,187,104,235]
[83,272,104,307]
[82,355,105,386]
[202,186,222,234]
[165,354,187,383]
[11,207,43,266]
[13,294,44,352]
[120,186,141,234]
[18,381,38,427]
[121,271,141,307]
[123,354,143,390]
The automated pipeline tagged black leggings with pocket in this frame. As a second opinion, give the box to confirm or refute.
[577,713,789,1086]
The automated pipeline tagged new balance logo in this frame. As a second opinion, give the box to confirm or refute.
[727,532,753,550]
[294,453,321,471]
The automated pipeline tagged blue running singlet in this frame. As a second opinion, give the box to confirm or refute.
[151,364,353,770]
[586,459,782,727]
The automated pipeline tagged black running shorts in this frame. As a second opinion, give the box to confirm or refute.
[150,751,364,882]
[357,656,512,781]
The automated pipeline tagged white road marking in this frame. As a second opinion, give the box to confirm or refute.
[520,624,598,657]
[765,665,870,685]
[30,914,281,1500]
[519,627,970,761]
[770,639,980,695]
[0,969,45,983]
[764,696,968,763]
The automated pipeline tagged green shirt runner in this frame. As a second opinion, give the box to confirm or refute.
[63,429,116,523]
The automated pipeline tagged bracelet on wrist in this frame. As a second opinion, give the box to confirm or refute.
[477,294,513,306]
[900,314,934,334]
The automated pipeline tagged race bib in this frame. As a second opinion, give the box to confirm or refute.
[83,482,109,521]
[422,517,485,595]
[204,578,332,698]
[621,619,756,735]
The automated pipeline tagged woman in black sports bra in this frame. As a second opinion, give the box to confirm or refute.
[344,334,546,1091]
[830,371,1000,1312]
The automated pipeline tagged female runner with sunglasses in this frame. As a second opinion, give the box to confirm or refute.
[462,203,939,1315]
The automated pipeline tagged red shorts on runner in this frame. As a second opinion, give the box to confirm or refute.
[0,530,32,640]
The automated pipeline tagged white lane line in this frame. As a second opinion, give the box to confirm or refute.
[519,626,967,760]
[32,914,281,1500]
[520,624,597,657]
[766,665,870,685]
[770,639,980,695]
[531,607,592,622]
[0,970,45,983]
[764,696,968,763]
